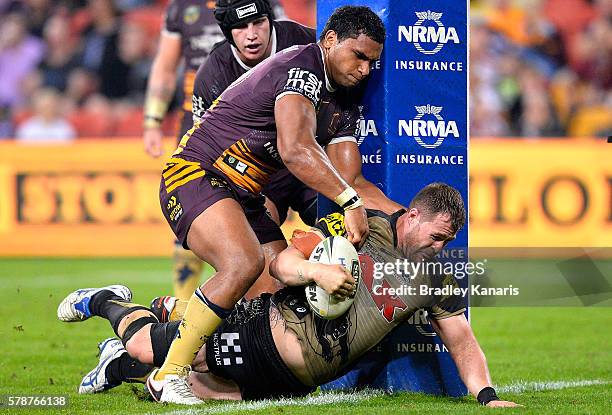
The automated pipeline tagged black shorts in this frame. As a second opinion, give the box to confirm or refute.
[205,294,315,400]
[159,158,284,249]
[262,169,317,226]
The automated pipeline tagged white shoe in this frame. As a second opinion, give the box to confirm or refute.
[146,368,202,405]
[79,338,126,394]
[57,285,132,322]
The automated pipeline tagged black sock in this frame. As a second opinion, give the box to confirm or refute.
[89,291,149,336]
[89,290,126,319]
[105,353,154,385]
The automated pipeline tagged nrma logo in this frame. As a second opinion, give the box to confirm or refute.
[398,11,460,55]
[355,105,378,146]
[398,105,459,149]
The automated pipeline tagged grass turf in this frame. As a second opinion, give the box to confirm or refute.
[0,258,610,414]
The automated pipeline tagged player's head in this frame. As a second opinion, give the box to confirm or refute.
[397,183,466,262]
[215,0,274,65]
[319,6,385,88]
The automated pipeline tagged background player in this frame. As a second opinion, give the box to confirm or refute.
[142,0,286,302]
[58,183,519,407]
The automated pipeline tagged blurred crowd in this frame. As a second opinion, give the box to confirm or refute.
[471,0,611,137]
[0,0,609,141]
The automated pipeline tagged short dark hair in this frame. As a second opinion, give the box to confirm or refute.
[409,183,466,233]
[319,6,386,44]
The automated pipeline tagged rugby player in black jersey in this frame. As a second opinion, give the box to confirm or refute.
[58,183,520,407]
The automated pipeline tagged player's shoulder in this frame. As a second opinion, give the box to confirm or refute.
[274,20,316,44]
[210,39,230,56]
[274,43,321,67]
[204,40,233,70]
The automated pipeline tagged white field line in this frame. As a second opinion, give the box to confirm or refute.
[150,389,382,415]
[497,379,611,394]
[151,379,610,415]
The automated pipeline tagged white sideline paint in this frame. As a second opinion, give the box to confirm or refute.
[150,390,383,415]
[497,379,610,394]
[151,379,610,414]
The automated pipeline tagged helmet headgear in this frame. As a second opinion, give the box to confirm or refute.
[214,0,274,47]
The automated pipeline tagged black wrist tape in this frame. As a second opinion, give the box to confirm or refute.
[342,195,361,210]
[477,386,499,405]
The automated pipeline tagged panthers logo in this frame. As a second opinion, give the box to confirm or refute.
[317,213,346,237]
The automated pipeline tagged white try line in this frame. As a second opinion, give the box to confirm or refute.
[150,389,383,415]
[151,379,610,415]
[497,379,611,394]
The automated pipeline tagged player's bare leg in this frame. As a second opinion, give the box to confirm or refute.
[149,198,264,402]
[244,239,287,299]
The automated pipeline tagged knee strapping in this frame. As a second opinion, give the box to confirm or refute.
[150,321,181,367]
[111,305,157,343]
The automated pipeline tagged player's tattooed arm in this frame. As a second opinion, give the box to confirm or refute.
[270,244,356,298]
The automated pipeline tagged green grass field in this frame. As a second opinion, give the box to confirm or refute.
[1,258,610,414]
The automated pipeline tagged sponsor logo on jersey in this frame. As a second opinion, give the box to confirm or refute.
[224,154,249,174]
[407,309,437,337]
[166,195,183,223]
[207,176,229,189]
[236,3,258,19]
[398,11,460,55]
[191,94,206,119]
[183,5,200,25]
[284,68,322,105]
[398,105,459,149]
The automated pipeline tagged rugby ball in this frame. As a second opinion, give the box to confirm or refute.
[306,236,361,319]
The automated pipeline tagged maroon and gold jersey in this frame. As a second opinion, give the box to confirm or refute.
[172,43,360,194]
[162,0,285,132]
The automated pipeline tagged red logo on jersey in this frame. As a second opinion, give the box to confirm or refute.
[359,253,408,322]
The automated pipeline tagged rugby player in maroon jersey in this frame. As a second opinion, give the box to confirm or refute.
[141,6,391,403]
[141,0,286,302]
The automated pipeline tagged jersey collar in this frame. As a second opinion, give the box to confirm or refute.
[318,44,336,93]
[389,209,407,248]
[230,25,277,72]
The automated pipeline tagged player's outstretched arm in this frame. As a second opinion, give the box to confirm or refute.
[270,244,356,299]
[275,95,368,245]
[431,315,522,407]
[326,141,405,214]
[143,33,181,158]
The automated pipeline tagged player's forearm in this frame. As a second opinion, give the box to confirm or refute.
[143,62,178,128]
[283,143,353,204]
[353,175,405,214]
[448,333,493,397]
[269,247,314,286]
